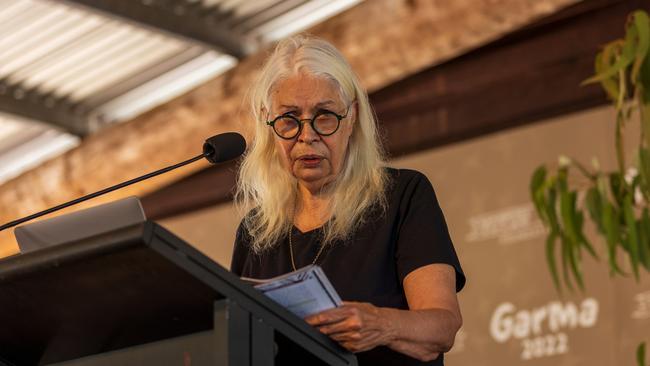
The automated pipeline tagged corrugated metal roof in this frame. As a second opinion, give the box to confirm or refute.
[0,0,362,185]
[0,113,79,184]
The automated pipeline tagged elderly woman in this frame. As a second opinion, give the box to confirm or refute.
[231,36,465,365]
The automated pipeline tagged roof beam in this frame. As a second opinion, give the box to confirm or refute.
[0,79,90,136]
[61,0,256,58]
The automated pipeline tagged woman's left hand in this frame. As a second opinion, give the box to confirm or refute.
[305,301,395,353]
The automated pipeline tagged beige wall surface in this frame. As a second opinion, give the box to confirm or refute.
[160,105,649,364]
[159,202,242,269]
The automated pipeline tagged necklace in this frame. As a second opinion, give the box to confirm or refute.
[288,192,327,271]
[288,226,327,271]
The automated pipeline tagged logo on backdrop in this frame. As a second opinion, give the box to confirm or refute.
[465,203,545,245]
[489,298,599,360]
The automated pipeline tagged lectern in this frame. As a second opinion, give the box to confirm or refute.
[0,221,358,366]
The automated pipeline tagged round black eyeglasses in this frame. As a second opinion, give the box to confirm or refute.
[266,107,349,140]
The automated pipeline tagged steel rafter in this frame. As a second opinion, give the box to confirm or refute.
[60,0,256,58]
[0,79,90,136]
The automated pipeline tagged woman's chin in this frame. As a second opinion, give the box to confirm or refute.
[294,165,327,179]
[296,173,326,183]
[294,170,334,187]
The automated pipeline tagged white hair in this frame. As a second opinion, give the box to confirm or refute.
[236,35,388,253]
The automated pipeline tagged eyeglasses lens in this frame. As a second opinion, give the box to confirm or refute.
[314,113,339,135]
[275,117,300,138]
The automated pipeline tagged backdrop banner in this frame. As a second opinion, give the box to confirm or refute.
[393,106,650,365]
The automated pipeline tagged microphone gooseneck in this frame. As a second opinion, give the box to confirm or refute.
[0,132,246,232]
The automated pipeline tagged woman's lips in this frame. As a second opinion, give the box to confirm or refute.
[297,154,324,167]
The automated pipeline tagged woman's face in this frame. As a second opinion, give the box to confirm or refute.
[269,73,354,191]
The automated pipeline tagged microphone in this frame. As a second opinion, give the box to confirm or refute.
[0,132,246,232]
[203,132,246,164]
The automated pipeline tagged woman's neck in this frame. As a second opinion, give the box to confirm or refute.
[294,184,332,232]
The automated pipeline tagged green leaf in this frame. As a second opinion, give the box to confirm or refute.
[623,194,641,280]
[545,231,562,293]
[623,18,639,75]
[555,170,586,291]
[560,188,578,243]
[602,200,625,276]
[594,42,622,101]
[545,186,561,233]
[586,187,604,232]
[637,342,646,366]
[564,232,584,291]
[557,170,578,241]
[610,172,626,208]
[640,11,650,102]
[530,166,548,223]
[641,38,650,103]
[639,148,650,199]
[639,208,650,271]
[570,189,598,259]
[531,166,547,191]
[575,209,598,259]
[631,11,650,82]
[583,40,633,85]
[594,51,620,101]
[560,234,576,291]
[559,187,596,261]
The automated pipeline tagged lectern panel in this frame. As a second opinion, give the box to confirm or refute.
[0,224,222,365]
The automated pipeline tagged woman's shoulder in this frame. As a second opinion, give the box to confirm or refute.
[234,209,259,245]
[382,167,439,209]
[384,167,432,189]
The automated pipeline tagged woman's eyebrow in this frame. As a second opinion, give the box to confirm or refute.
[279,104,298,110]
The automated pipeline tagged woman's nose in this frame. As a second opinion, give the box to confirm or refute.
[297,119,319,143]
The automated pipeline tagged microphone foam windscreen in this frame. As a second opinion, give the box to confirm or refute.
[203,132,246,164]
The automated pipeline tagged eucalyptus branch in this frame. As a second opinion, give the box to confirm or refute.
[530,10,649,364]
[531,9,650,287]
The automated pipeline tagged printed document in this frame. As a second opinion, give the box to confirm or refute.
[241,265,342,318]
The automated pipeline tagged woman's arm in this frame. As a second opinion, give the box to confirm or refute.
[305,263,462,362]
[385,263,462,360]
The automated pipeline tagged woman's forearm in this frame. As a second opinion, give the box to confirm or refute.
[379,307,462,361]
[306,301,461,359]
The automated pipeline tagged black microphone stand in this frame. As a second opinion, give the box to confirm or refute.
[0,153,206,232]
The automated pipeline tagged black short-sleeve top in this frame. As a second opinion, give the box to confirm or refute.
[231,168,465,366]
